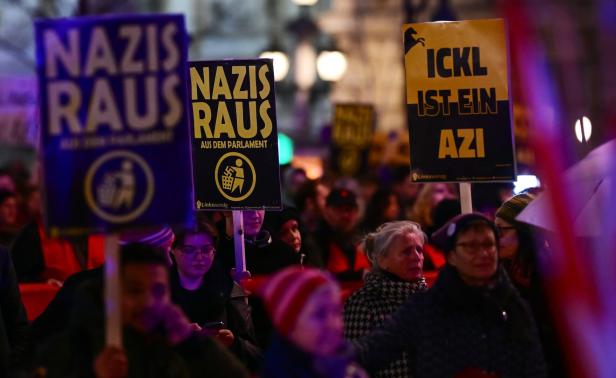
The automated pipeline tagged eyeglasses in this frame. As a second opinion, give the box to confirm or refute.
[455,241,497,253]
[177,245,216,256]
[496,226,516,236]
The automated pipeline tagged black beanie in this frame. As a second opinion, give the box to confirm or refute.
[263,206,301,234]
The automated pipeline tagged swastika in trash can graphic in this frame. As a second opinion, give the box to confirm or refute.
[84,150,155,223]
[215,152,256,202]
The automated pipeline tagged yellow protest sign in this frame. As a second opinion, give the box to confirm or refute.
[331,104,375,176]
[404,19,515,182]
[189,59,281,210]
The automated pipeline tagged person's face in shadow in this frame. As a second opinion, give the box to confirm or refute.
[279,219,301,253]
[172,233,216,281]
[121,263,170,333]
[243,210,265,237]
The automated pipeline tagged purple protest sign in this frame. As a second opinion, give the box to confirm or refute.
[35,14,193,236]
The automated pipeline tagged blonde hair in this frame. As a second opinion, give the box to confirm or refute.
[408,183,456,228]
[362,221,426,267]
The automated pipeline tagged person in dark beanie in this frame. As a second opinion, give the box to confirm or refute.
[218,210,300,276]
[260,267,367,378]
[495,193,566,377]
[353,213,547,378]
[263,206,324,268]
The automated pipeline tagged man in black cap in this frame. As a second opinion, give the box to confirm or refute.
[352,213,547,378]
[313,188,370,282]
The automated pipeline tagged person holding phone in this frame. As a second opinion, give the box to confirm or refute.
[170,224,262,373]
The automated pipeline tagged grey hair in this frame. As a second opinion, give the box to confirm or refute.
[362,221,427,267]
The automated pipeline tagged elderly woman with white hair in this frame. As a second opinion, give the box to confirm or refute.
[343,221,428,378]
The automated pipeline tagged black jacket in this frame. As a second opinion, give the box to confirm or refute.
[263,334,366,378]
[30,266,102,342]
[34,275,248,378]
[354,264,548,378]
[217,231,300,350]
[0,247,29,375]
[217,230,300,276]
[170,261,262,372]
[9,222,45,282]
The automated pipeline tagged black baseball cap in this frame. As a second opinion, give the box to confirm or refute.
[326,188,358,208]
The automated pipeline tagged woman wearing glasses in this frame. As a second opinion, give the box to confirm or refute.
[494,193,540,292]
[352,213,547,378]
[495,193,564,377]
[170,225,262,373]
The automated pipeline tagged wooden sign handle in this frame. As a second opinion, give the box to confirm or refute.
[232,210,250,282]
[460,182,473,214]
[104,234,122,347]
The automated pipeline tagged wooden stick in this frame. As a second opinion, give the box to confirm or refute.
[460,182,473,214]
[232,210,247,281]
[104,234,121,347]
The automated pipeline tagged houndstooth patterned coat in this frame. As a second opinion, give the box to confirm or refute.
[344,269,428,378]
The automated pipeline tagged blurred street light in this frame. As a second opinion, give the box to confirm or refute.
[259,50,290,81]
[291,0,319,5]
[294,41,318,90]
[316,50,348,82]
[574,116,592,143]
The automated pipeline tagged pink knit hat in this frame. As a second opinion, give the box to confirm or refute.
[259,267,336,337]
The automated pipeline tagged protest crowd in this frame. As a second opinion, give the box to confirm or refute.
[0,161,567,377]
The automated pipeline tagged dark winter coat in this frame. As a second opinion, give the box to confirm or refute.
[354,264,547,378]
[30,266,102,342]
[344,269,428,378]
[262,334,366,378]
[34,276,248,378]
[170,261,262,372]
[0,247,28,376]
[217,230,301,349]
[217,230,300,276]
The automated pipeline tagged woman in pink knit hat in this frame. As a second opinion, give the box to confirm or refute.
[259,266,367,378]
